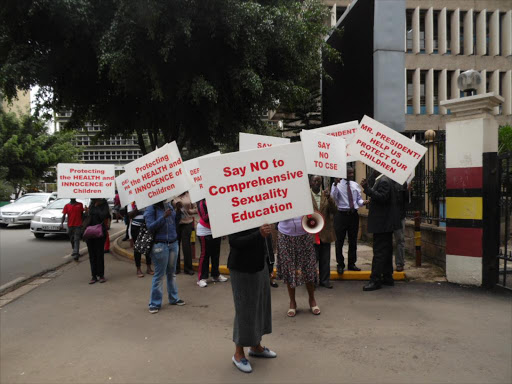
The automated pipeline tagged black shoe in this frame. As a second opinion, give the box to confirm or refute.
[73,254,80,261]
[382,277,394,286]
[396,265,404,272]
[184,270,194,275]
[337,266,344,275]
[363,281,381,291]
[320,283,333,289]
[348,265,361,271]
[270,281,279,288]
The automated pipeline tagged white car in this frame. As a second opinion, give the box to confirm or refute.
[0,193,58,227]
[30,198,90,238]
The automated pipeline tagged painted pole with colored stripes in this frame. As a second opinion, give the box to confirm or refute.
[441,92,503,286]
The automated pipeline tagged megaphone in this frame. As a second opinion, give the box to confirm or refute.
[301,212,325,234]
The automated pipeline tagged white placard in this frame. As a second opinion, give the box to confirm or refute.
[199,142,314,238]
[57,164,115,199]
[310,120,359,162]
[300,130,347,178]
[115,172,133,208]
[183,151,221,203]
[239,132,290,151]
[119,142,193,209]
[347,116,427,185]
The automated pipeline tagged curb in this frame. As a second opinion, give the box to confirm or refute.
[112,237,406,281]
[0,229,125,298]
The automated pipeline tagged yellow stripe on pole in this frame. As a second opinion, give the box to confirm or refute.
[446,197,482,220]
[414,232,421,247]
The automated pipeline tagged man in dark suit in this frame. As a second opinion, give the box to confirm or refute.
[360,171,401,291]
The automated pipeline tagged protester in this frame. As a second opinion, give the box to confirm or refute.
[228,224,276,374]
[331,166,368,274]
[277,217,320,317]
[394,182,411,272]
[84,198,110,284]
[60,198,84,261]
[103,202,112,253]
[360,171,401,291]
[196,199,228,288]
[144,200,185,314]
[173,191,196,275]
[310,175,337,289]
[128,201,153,277]
[113,191,122,223]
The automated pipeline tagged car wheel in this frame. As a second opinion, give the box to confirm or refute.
[34,233,45,239]
[0,223,7,228]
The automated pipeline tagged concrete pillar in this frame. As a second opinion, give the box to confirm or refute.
[504,70,512,115]
[464,9,474,55]
[441,93,504,287]
[413,68,421,114]
[451,69,461,99]
[490,9,500,56]
[476,9,487,55]
[404,69,407,114]
[477,70,487,94]
[490,70,500,114]
[426,69,434,114]
[330,3,337,27]
[439,69,448,114]
[502,11,512,57]
[413,6,420,54]
[451,9,461,55]
[426,7,434,54]
[438,8,447,54]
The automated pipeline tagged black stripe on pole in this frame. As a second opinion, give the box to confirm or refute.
[446,218,483,228]
[445,189,483,197]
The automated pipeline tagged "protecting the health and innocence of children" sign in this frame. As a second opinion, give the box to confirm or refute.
[347,115,427,185]
[115,142,193,209]
[57,164,115,199]
[300,130,347,178]
[239,132,290,151]
[199,142,314,238]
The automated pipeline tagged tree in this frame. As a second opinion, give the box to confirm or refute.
[0,110,80,197]
[499,124,512,154]
[0,0,338,154]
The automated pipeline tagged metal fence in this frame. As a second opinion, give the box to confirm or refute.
[403,130,446,226]
[498,151,512,290]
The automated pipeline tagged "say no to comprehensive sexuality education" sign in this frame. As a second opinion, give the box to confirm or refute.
[199,142,314,238]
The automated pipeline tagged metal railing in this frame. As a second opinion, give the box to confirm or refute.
[498,151,512,290]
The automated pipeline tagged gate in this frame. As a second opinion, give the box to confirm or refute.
[497,151,512,290]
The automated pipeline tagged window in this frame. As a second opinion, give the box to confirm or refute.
[407,70,414,114]
[406,9,414,52]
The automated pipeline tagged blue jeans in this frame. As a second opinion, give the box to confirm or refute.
[149,241,180,308]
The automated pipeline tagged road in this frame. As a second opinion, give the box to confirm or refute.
[0,253,510,384]
[0,222,126,286]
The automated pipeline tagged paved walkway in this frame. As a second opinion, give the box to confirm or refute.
[115,235,445,282]
[1,250,510,383]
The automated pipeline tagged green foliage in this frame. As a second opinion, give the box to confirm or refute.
[499,124,512,154]
[0,0,338,154]
[0,110,80,195]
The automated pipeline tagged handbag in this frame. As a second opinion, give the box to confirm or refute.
[134,222,154,255]
[82,223,104,240]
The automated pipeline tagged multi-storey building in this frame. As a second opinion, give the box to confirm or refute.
[56,112,142,167]
[323,0,511,132]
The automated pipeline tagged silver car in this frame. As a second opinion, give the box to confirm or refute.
[0,193,58,227]
[30,198,90,238]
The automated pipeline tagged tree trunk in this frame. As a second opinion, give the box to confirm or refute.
[135,129,147,155]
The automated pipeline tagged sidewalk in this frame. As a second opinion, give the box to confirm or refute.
[113,236,445,282]
[0,251,510,384]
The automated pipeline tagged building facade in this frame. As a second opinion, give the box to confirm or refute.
[323,0,512,132]
[56,112,142,167]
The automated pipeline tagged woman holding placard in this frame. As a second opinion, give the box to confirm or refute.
[83,198,110,284]
[228,224,276,374]
[277,217,320,316]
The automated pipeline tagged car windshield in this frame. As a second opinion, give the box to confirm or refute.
[47,199,89,210]
[14,195,48,204]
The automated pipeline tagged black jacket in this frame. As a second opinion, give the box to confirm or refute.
[227,228,266,273]
[364,175,401,233]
